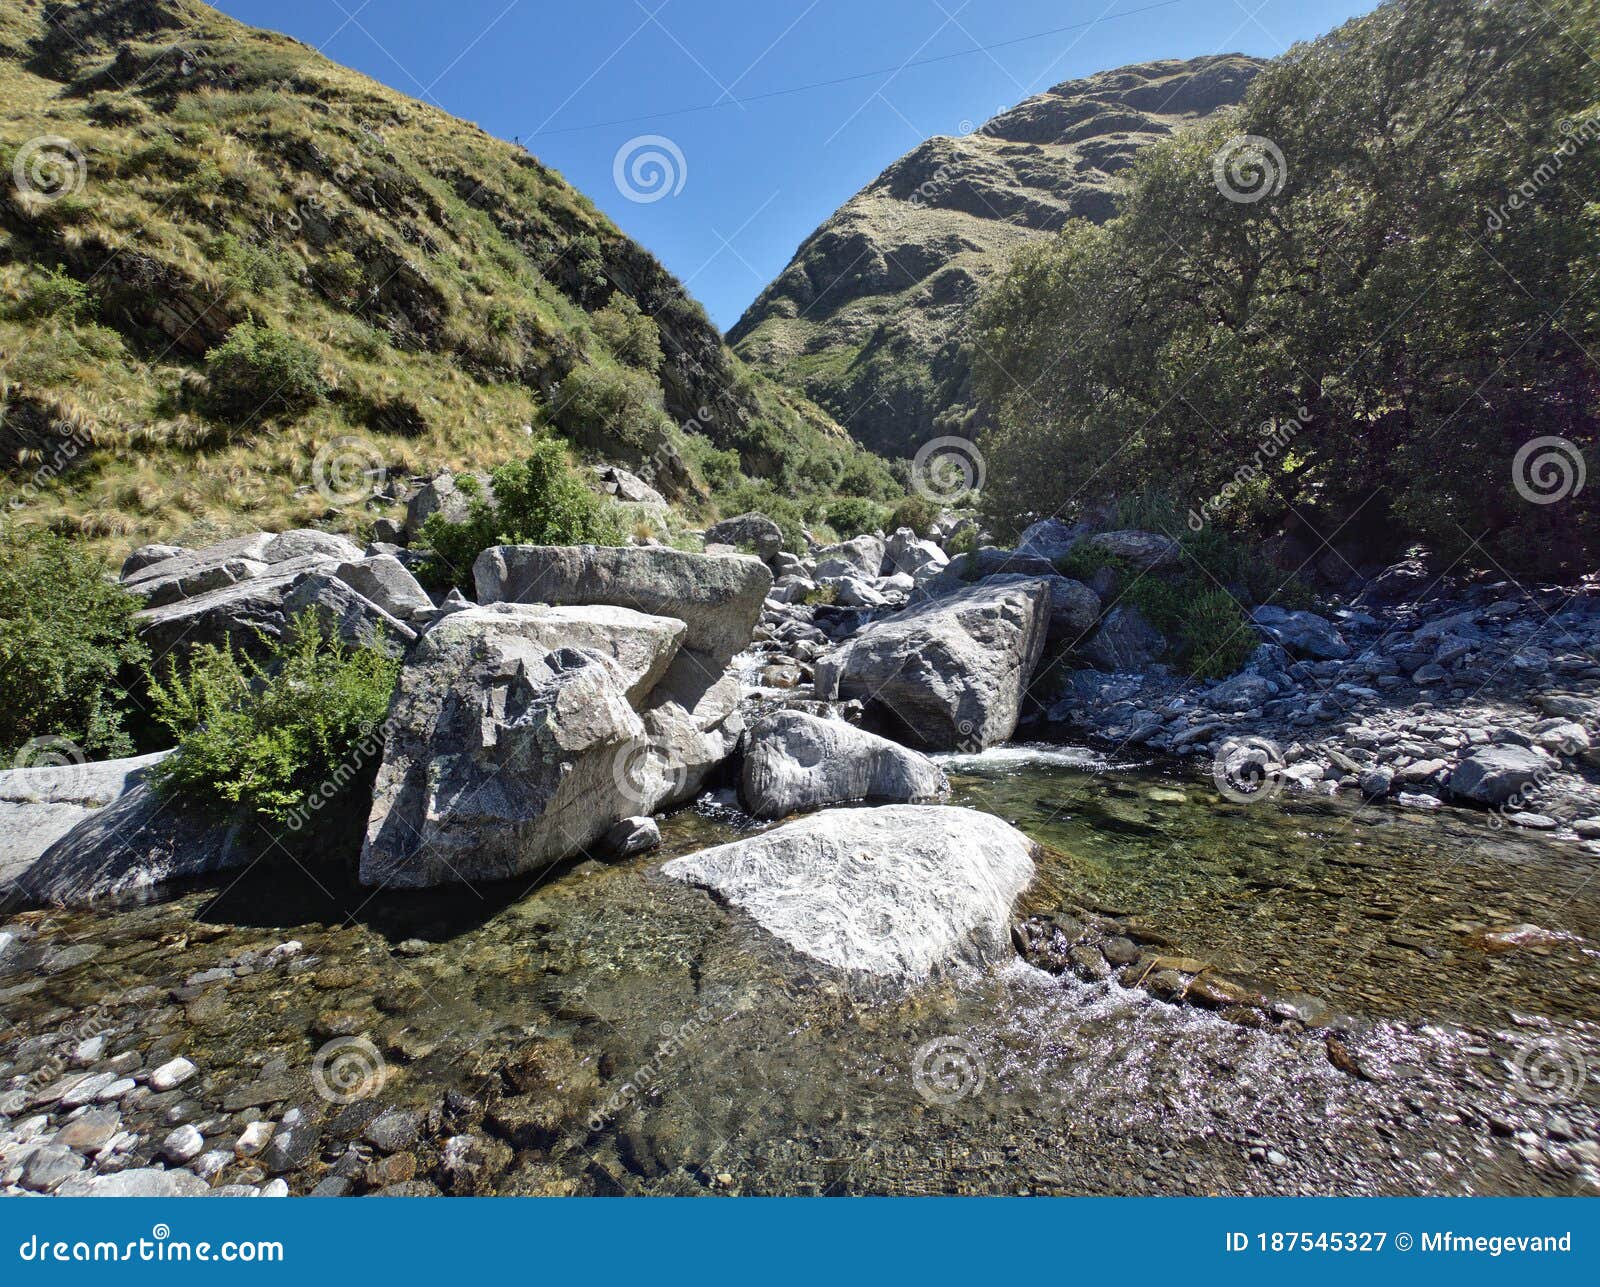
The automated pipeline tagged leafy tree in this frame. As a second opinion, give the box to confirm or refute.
[0,528,147,758]
[974,0,1600,577]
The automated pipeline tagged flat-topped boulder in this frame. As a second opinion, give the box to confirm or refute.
[1087,530,1182,570]
[1448,744,1553,806]
[813,579,1051,750]
[360,603,684,889]
[423,603,685,703]
[739,710,949,819]
[662,805,1037,982]
[473,545,771,668]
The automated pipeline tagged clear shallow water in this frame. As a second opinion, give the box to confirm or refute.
[2,747,1596,1195]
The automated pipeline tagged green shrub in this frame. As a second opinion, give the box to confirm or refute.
[945,525,978,559]
[799,583,838,606]
[15,265,97,321]
[0,528,147,759]
[203,322,327,422]
[148,610,399,828]
[417,439,624,587]
[887,495,938,536]
[824,497,887,538]
[592,292,663,373]
[555,362,671,453]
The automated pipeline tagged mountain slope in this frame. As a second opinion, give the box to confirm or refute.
[729,55,1262,458]
[0,0,863,550]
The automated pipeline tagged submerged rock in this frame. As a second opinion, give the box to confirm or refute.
[738,710,949,819]
[813,579,1051,750]
[662,805,1037,982]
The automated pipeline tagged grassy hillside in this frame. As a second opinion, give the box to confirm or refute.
[0,0,887,554]
[729,55,1261,458]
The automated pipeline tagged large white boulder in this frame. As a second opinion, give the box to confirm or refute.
[663,805,1037,982]
[473,545,770,668]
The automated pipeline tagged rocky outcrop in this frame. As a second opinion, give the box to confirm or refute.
[127,530,414,668]
[662,805,1037,982]
[730,55,1261,456]
[359,604,685,888]
[813,579,1051,749]
[473,545,771,668]
[0,751,173,889]
[10,782,250,908]
[738,710,949,819]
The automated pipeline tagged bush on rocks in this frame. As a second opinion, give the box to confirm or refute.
[823,497,887,539]
[417,440,623,588]
[148,609,400,829]
[0,528,148,759]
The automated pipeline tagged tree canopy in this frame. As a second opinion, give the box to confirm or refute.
[974,0,1600,577]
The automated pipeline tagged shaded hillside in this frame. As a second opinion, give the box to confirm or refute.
[0,0,866,550]
[730,55,1261,457]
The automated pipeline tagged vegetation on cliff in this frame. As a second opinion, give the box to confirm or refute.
[0,0,893,554]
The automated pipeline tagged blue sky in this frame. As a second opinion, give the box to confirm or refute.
[213,0,1377,331]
